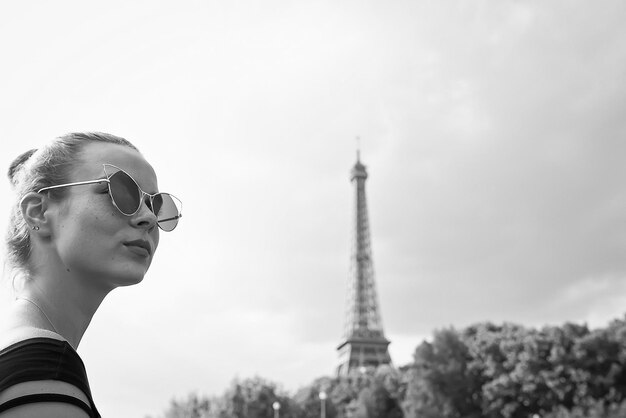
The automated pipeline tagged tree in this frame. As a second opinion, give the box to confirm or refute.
[571,317,626,405]
[217,376,296,418]
[161,393,211,418]
[544,398,626,418]
[363,378,403,418]
[402,317,626,418]
[540,323,590,410]
[291,376,338,418]
[404,327,482,418]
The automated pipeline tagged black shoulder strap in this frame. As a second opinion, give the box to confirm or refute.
[0,393,93,416]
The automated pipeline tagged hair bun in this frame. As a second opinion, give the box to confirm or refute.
[7,149,37,187]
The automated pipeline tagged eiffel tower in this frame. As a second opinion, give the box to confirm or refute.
[337,150,392,376]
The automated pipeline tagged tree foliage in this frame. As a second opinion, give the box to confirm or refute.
[160,393,211,418]
[219,376,295,418]
[403,316,626,418]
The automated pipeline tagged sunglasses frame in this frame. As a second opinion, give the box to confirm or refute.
[37,164,182,231]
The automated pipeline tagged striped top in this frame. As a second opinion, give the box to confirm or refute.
[0,337,100,417]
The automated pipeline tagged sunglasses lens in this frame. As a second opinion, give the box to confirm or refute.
[108,170,141,215]
[153,193,181,232]
[106,166,181,231]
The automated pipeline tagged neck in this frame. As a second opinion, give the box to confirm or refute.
[17,271,111,349]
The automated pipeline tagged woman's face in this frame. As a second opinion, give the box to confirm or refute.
[48,142,161,290]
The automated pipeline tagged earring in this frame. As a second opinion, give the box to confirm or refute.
[32,225,40,231]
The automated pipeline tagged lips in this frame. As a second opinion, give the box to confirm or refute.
[124,239,152,256]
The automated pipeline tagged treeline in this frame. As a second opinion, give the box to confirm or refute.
[152,369,403,418]
[405,316,626,418]
[152,315,626,418]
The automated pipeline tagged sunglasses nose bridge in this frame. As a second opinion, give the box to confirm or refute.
[141,192,155,214]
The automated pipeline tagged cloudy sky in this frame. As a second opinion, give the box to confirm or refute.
[1,1,625,417]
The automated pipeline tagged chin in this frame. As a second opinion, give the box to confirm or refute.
[117,276,146,288]
[117,272,147,287]
[109,266,149,288]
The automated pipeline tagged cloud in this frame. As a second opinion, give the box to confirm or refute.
[548,275,626,328]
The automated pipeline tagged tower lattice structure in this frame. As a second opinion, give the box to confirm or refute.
[337,152,392,376]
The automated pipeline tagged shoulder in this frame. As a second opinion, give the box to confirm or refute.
[0,325,65,352]
[0,328,94,418]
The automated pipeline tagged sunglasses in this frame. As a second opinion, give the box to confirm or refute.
[37,164,182,231]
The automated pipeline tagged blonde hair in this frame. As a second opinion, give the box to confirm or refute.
[5,132,139,277]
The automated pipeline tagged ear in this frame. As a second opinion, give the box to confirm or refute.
[20,192,52,237]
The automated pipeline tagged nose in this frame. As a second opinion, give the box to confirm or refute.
[131,195,158,230]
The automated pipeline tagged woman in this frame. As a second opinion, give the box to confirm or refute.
[0,132,182,417]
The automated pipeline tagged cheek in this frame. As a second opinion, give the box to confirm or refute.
[151,229,160,253]
[71,199,125,241]
[95,195,127,222]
